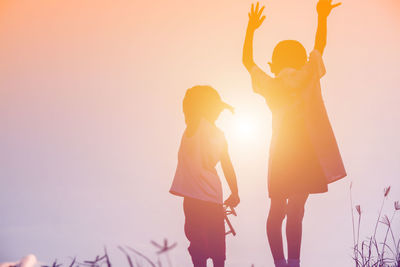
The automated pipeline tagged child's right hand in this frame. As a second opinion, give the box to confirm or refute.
[316,0,341,18]
[248,2,266,30]
[224,193,240,208]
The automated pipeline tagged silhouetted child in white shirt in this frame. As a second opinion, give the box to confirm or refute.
[170,85,240,267]
[242,1,346,267]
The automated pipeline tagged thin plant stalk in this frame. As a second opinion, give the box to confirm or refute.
[368,187,390,265]
[382,211,396,260]
[350,183,357,265]
[127,246,157,267]
[356,210,361,266]
[374,187,390,239]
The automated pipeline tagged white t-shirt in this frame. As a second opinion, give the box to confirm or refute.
[170,119,227,204]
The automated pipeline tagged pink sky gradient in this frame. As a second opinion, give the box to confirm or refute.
[0,0,399,266]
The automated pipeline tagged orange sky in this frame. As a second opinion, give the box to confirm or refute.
[0,0,399,266]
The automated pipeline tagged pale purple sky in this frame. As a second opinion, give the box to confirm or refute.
[0,0,399,266]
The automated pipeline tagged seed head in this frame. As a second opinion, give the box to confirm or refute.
[355,205,361,216]
[394,201,400,211]
[380,215,390,226]
[384,186,391,197]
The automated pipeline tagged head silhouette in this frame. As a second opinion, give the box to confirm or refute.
[269,40,307,76]
[183,85,233,130]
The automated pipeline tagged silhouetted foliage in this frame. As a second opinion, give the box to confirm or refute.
[350,184,400,267]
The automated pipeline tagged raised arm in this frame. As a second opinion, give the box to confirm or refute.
[242,2,266,71]
[220,146,240,208]
[314,0,341,55]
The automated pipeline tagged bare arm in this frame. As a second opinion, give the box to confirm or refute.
[314,0,341,55]
[242,2,266,71]
[220,146,240,207]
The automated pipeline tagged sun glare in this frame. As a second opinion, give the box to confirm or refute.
[231,113,261,141]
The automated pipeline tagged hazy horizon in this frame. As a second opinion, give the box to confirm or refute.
[1,0,399,266]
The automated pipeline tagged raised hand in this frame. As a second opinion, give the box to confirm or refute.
[248,2,266,30]
[317,0,341,18]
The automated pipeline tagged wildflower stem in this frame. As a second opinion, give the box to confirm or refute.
[374,196,386,239]
[382,211,396,259]
[350,183,357,263]
[356,211,361,266]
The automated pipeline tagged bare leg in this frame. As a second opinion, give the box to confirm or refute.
[267,197,287,261]
[192,257,207,267]
[286,194,309,261]
[212,258,225,267]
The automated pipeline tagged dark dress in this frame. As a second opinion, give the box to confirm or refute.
[268,104,327,198]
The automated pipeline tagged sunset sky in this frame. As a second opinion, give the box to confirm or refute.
[1,0,399,266]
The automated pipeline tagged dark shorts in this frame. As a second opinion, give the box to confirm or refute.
[183,197,226,261]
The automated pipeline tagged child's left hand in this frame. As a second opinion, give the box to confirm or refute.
[224,193,240,208]
[317,0,341,18]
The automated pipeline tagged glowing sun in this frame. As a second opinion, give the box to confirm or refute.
[231,113,262,141]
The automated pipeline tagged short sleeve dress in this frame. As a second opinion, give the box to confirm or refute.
[250,50,346,198]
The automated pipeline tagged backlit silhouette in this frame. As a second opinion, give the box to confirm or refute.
[242,1,347,267]
[170,86,239,267]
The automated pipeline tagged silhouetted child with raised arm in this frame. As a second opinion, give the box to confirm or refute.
[170,86,240,267]
[242,1,346,267]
